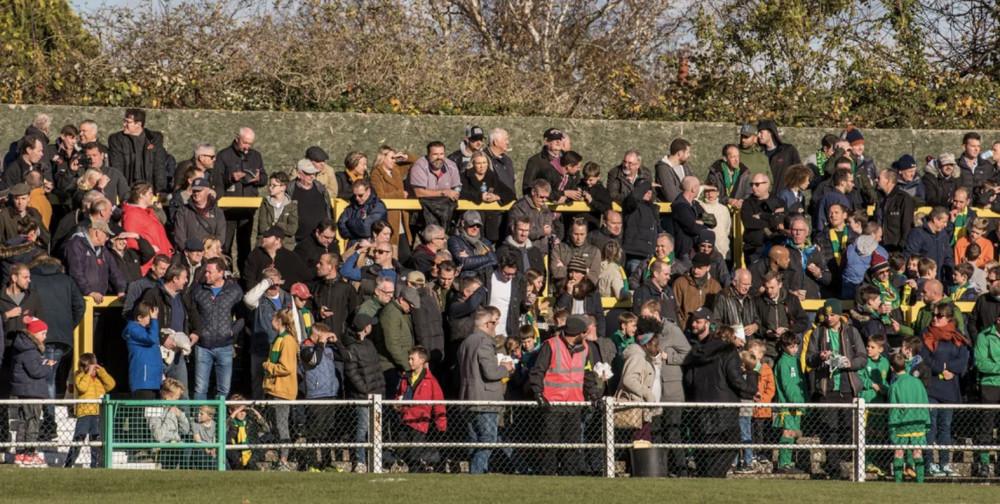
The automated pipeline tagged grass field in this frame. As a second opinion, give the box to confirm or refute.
[2,469,994,504]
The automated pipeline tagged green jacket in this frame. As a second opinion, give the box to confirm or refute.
[738,144,770,178]
[774,351,807,409]
[378,300,414,372]
[887,372,930,436]
[905,297,964,337]
[975,325,1000,388]
[859,355,889,403]
[357,295,386,319]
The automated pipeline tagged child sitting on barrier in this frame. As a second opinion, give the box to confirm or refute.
[11,316,57,467]
[191,405,218,469]
[773,333,806,475]
[889,352,930,483]
[66,353,116,468]
[149,378,191,469]
[226,394,270,470]
[394,345,446,473]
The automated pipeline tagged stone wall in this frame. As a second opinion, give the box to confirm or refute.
[2,104,991,192]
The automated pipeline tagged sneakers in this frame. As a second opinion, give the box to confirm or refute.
[865,464,886,478]
[776,465,804,475]
[13,454,25,467]
[352,462,367,474]
[941,464,957,477]
[926,462,944,477]
[735,461,757,474]
[975,463,990,478]
[903,467,916,479]
[16,454,45,467]
[277,461,292,472]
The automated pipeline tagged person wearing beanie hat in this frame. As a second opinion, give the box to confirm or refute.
[891,154,926,204]
[923,153,962,207]
[673,250,722,328]
[9,314,55,467]
[529,311,601,475]
[804,294,867,478]
[617,316,665,440]
[755,120,801,195]
[556,256,607,338]
[875,166,916,252]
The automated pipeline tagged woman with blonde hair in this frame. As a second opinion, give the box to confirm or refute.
[369,145,411,249]
[263,308,299,471]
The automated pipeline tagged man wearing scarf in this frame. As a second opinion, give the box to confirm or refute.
[447,210,497,287]
[785,215,830,299]
[947,187,976,246]
[813,203,857,298]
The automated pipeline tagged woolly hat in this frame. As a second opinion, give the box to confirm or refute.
[869,251,890,274]
[636,331,655,345]
[567,256,589,274]
[23,316,47,334]
[845,126,864,146]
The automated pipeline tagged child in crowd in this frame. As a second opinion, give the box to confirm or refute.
[611,312,638,374]
[736,350,760,473]
[747,339,775,471]
[901,336,931,389]
[149,378,191,468]
[860,334,889,476]
[950,263,979,301]
[226,394,270,470]
[773,333,806,474]
[262,309,299,471]
[191,405,218,469]
[11,316,56,467]
[299,322,339,471]
[66,353,115,468]
[888,353,930,483]
[124,301,162,399]
[395,346,446,473]
[290,282,314,340]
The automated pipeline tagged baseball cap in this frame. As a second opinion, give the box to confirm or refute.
[296,158,319,174]
[691,307,713,321]
[262,226,286,240]
[89,220,114,236]
[466,126,485,141]
[190,177,210,191]
[290,282,312,299]
[463,210,483,227]
[739,124,758,137]
[543,128,564,141]
[406,271,426,287]
[563,314,589,336]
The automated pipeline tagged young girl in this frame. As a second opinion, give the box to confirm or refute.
[262,308,299,471]
[11,316,56,467]
[66,353,115,468]
[191,405,218,469]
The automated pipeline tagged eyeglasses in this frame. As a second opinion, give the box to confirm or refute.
[378,288,395,296]
[374,249,391,255]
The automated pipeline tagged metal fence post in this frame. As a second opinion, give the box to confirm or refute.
[603,396,615,478]
[101,396,114,469]
[855,398,866,483]
[371,394,383,474]
[217,396,227,471]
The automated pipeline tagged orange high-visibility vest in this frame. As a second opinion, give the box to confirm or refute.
[541,336,588,402]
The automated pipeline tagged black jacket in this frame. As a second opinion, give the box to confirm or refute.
[142,284,202,338]
[343,332,385,399]
[412,286,446,371]
[786,243,831,299]
[294,233,338,280]
[522,147,559,197]
[3,156,51,186]
[107,128,167,192]
[922,164,961,208]
[334,171,369,200]
[308,275,359,339]
[459,169,516,243]
[877,185,915,252]
[606,164,652,204]
[495,238,545,275]
[621,180,659,258]
[26,263,84,347]
[671,195,706,261]
[631,278,679,325]
[215,141,266,197]
[683,338,754,433]
[805,320,867,397]
[484,147,516,196]
[108,237,156,284]
[958,154,996,206]
[752,289,808,337]
[586,226,622,251]
[969,294,1000,343]
[740,194,785,253]
[241,247,311,291]
[578,181,612,231]
[764,142,802,195]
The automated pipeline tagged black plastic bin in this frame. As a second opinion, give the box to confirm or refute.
[630,447,663,477]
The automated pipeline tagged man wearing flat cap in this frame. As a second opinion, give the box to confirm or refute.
[0,183,49,246]
[530,314,601,476]
[242,226,310,290]
[522,127,564,197]
[290,158,334,244]
[378,284,420,397]
[305,146,339,200]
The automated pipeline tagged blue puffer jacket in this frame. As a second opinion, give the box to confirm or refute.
[337,193,387,242]
[10,332,54,398]
[191,281,244,349]
[123,319,162,392]
[919,335,970,403]
[904,223,954,283]
[300,340,339,399]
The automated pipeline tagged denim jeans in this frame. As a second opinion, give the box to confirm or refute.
[927,397,954,465]
[739,416,753,465]
[42,343,68,434]
[164,352,189,399]
[193,345,233,400]
[355,405,369,465]
[66,415,100,468]
[467,411,498,474]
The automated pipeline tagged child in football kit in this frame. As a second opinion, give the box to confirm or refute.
[773,333,807,474]
[888,353,930,483]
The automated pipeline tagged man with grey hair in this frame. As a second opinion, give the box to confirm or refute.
[217,127,266,271]
[406,224,446,276]
[192,142,217,188]
[740,173,785,264]
[607,150,652,204]
[458,308,513,474]
[713,268,759,339]
[484,128,515,195]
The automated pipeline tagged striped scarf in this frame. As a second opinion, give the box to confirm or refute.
[268,331,288,367]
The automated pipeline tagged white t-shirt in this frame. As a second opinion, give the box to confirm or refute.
[489,273,513,336]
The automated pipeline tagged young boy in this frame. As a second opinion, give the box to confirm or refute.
[191,405,218,469]
[888,352,930,483]
[290,282,315,340]
[950,263,978,302]
[901,336,931,390]
[859,334,889,476]
[736,350,760,473]
[747,339,775,471]
[611,312,638,362]
[66,353,116,468]
[124,301,162,399]
[226,394,271,470]
[149,378,191,469]
[773,333,807,474]
[851,285,893,339]
[299,322,339,471]
[395,346,446,473]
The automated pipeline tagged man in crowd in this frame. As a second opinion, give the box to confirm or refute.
[108,108,167,192]
[216,127,266,271]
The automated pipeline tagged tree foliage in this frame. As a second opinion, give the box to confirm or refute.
[6,0,1000,128]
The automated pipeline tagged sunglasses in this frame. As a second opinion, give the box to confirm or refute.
[374,249,391,255]
[932,313,947,319]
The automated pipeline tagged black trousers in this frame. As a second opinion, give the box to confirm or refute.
[817,391,855,474]
[224,209,255,274]
[541,408,582,476]
[978,385,1000,451]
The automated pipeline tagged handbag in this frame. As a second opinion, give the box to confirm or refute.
[613,389,644,430]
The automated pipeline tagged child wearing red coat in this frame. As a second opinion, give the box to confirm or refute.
[395,345,447,472]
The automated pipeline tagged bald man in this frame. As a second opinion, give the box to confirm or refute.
[217,126,267,271]
[911,279,966,336]
[713,268,759,339]
[671,176,708,261]
[749,245,804,298]
[740,173,786,264]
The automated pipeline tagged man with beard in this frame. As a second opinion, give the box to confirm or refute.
[409,141,462,231]
[550,218,601,286]
[309,252,359,340]
[672,252,721,329]
[753,271,808,363]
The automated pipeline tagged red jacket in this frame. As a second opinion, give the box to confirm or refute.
[122,203,174,273]
[395,368,447,434]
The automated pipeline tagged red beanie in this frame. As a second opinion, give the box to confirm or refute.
[23,316,48,335]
